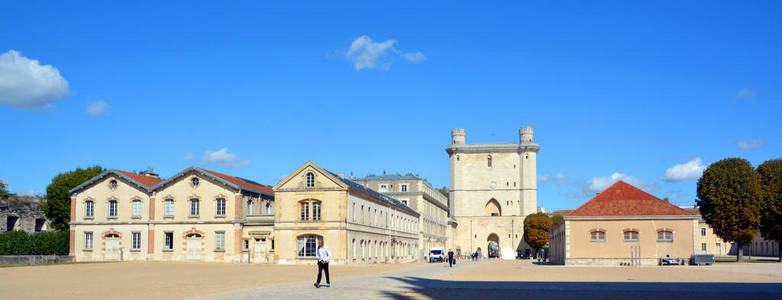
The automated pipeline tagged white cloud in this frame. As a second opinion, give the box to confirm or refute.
[538,174,551,182]
[86,100,110,116]
[568,172,658,199]
[0,50,69,110]
[735,88,756,99]
[345,36,425,71]
[183,153,195,161]
[202,148,249,168]
[661,158,706,182]
[737,139,766,150]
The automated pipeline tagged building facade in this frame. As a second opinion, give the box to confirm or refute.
[549,181,700,266]
[353,173,449,259]
[68,167,274,263]
[446,127,539,257]
[273,162,420,264]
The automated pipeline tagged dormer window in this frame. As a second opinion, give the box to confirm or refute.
[191,177,199,187]
[306,172,315,188]
[109,180,118,189]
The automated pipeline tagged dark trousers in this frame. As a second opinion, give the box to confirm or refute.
[449,256,454,267]
[317,261,330,284]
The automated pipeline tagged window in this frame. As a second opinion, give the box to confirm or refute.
[623,230,639,242]
[402,200,408,206]
[380,184,387,192]
[190,199,200,216]
[488,155,492,167]
[401,184,407,192]
[300,200,321,221]
[85,200,94,218]
[300,202,309,220]
[248,199,258,215]
[297,235,322,257]
[702,243,707,251]
[306,172,315,187]
[164,199,174,217]
[109,180,117,189]
[191,177,199,186]
[657,230,674,242]
[164,232,174,250]
[132,200,142,218]
[109,200,118,217]
[215,232,225,250]
[216,198,226,216]
[701,228,706,236]
[132,232,141,250]
[312,202,321,221]
[590,230,606,242]
[84,232,93,249]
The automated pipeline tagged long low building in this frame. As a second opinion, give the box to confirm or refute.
[549,180,700,266]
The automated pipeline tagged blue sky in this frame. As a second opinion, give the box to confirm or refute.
[1,1,780,211]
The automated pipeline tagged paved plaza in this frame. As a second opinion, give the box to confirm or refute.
[1,260,781,299]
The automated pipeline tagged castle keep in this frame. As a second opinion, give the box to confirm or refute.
[447,127,539,257]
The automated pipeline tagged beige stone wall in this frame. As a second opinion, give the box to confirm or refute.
[71,174,152,223]
[273,163,419,265]
[695,220,731,256]
[451,216,526,256]
[154,171,241,221]
[565,218,697,265]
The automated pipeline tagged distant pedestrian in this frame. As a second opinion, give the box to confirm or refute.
[448,249,454,267]
[314,240,330,288]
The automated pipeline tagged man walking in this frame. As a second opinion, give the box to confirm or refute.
[314,240,330,288]
[448,249,454,268]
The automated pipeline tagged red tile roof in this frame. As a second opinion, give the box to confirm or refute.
[199,168,274,194]
[116,170,163,187]
[566,180,695,217]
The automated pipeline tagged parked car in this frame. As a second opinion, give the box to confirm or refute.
[689,254,715,266]
[429,247,444,263]
[659,256,683,265]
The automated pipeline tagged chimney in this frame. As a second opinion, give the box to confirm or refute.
[140,168,159,178]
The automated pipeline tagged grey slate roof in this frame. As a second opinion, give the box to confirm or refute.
[326,170,419,217]
[355,174,421,181]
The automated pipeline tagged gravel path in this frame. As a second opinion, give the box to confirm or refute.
[205,260,782,300]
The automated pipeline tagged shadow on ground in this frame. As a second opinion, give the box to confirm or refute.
[380,276,782,300]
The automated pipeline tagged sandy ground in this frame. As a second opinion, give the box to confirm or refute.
[0,261,420,300]
[441,259,782,283]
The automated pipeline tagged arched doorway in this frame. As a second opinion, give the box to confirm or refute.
[104,233,121,261]
[186,233,202,260]
[487,233,499,258]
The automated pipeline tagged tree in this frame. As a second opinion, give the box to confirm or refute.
[696,158,763,262]
[43,166,104,231]
[438,186,449,201]
[0,180,9,200]
[550,214,563,226]
[757,159,782,262]
[523,212,552,254]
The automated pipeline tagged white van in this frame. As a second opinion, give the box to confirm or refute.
[429,247,444,263]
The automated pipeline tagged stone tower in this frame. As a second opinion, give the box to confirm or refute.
[445,127,540,255]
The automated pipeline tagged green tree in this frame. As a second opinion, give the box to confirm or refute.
[550,214,563,226]
[757,159,782,262]
[0,180,9,200]
[43,166,104,231]
[523,212,552,254]
[696,158,763,262]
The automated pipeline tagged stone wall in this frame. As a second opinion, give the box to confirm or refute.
[0,255,73,265]
[0,199,50,233]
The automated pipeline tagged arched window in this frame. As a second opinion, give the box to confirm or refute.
[306,172,315,188]
[623,229,639,242]
[657,229,674,242]
[299,199,321,221]
[485,199,501,216]
[589,229,606,242]
[297,234,322,257]
[487,155,492,167]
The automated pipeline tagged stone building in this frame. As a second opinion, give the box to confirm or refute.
[1,197,49,233]
[446,127,539,257]
[273,162,420,264]
[549,181,699,266]
[68,167,274,263]
[352,173,449,259]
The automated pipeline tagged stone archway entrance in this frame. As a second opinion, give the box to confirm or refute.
[487,233,499,258]
[186,233,202,260]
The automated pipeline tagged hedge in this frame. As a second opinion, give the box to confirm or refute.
[0,230,69,255]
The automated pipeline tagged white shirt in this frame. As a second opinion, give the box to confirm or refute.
[317,246,330,263]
